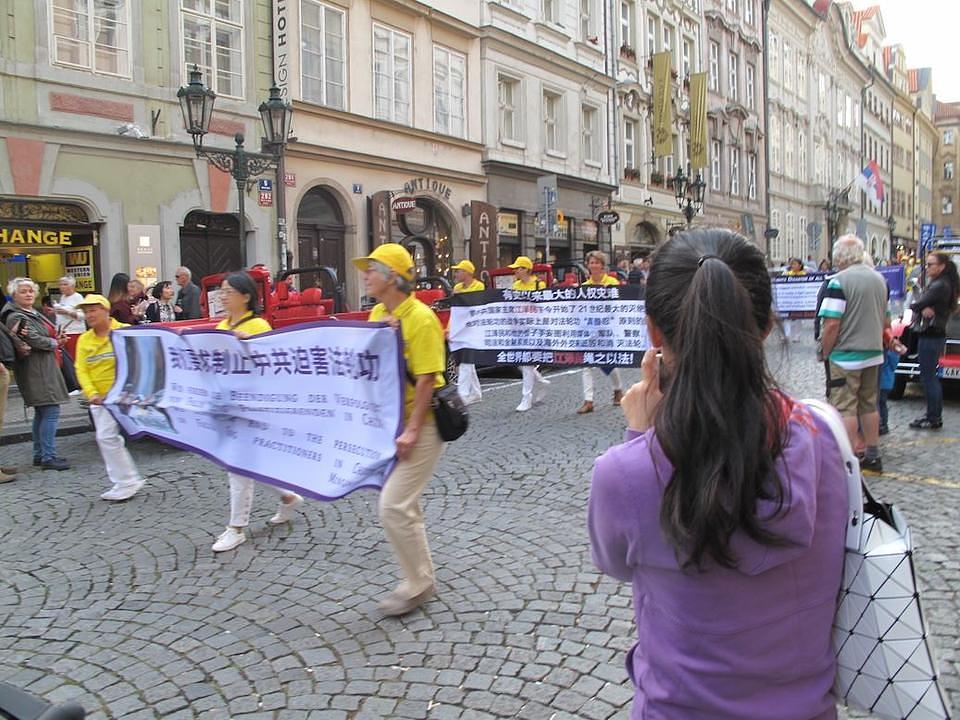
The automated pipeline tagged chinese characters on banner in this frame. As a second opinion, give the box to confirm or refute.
[104,322,404,500]
[447,286,649,367]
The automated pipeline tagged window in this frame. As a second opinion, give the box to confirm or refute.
[797,56,806,99]
[711,139,722,191]
[745,0,755,25]
[748,153,757,199]
[783,43,793,92]
[543,90,563,154]
[818,72,827,110]
[498,74,521,143]
[944,196,954,215]
[728,52,738,102]
[786,212,795,250]
[373,24,411,125]
[708,41,719,92]
[798,131,807,182]
[579,0,594,41]
[745,63,755,109]
[784,123,794,176]
[181,0,243,97]
[815,140,824,184]
[620,1,634,48]
[662,24,673,59]
[434,46,466,138]
[725,0,738,12]
[730,147,740,196]
[800,216,807,253]
[769,34,779,85]
[52,0,131,76]
[647,15,658,54]
[945,130,955,145]
[682,38,693,77]
[771,209,782,259]
[581,105,600,163]
[542,0,558,23]
[945,161,955,180]
[770,115,781,173]
[624,119,637,169]
[301,1,346,110]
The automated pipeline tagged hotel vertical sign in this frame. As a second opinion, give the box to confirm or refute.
[272,0,299,100]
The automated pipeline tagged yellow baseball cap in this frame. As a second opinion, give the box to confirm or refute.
[352,243,415,281]
[451,260,476,274]
[508,256,533,270]
[76,294,110,309]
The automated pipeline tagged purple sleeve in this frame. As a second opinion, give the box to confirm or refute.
[588,446,640,582]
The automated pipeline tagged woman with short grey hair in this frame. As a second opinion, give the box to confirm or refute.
[1,277,71,470]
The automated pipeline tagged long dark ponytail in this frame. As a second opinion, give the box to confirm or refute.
[646,229,788,569]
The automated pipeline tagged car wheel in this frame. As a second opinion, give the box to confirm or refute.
[888,375,907,400]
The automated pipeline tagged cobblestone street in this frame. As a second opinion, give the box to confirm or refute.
[1,330,957,719]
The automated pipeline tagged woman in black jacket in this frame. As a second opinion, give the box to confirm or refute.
[909,252,959,429]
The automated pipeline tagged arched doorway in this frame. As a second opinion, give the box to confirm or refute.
[394,199,455,277]
[632,221,660,257]
[179,211,242,280]
[297,187,345,292]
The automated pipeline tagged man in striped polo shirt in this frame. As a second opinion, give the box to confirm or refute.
[818,234,889,472]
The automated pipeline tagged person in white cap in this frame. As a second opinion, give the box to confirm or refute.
[73,294,145,501]
[509,256,550,412]
[451,259,484,405]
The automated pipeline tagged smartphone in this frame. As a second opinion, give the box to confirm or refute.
[657,351,672,393]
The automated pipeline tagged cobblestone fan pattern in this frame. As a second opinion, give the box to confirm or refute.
[0,330,956,719]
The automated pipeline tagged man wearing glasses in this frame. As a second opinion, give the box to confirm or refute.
[174,266,202,320]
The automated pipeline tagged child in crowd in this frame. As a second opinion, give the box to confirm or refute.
[878,328,907,436]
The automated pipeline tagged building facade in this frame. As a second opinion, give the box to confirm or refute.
[910,68,937,247]
[933,101,960,237]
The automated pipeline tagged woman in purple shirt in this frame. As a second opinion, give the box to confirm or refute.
[589,229,849,719]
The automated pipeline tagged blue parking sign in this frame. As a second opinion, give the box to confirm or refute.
[920,223,936,252]
[945,226,953,240]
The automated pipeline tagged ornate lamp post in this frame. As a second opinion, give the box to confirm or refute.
[670,165,706,227]
[177,66,292,268]
[824,189,849,266]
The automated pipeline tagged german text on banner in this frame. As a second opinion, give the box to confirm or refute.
[103,322,404,500]
[772,272,827,319]
[688,73,709,170]
[652,51,674,157]
[447,286,649,367]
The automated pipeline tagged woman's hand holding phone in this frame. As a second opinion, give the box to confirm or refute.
[620,348,665,433]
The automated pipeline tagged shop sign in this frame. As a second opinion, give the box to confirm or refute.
[470,201,498,273]
[370,191,392,246]
[582,219,598,242]
[391,196,418,215]
[597,211,620,226]
[497,212,519,237]
[402,176,453,201]
[65,248,95,292]
[0,227,73,246]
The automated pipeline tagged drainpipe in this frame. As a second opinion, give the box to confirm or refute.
[761,0,772,257]
[606,0,619,247]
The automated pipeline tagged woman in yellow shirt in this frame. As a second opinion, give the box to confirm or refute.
[451,259,485,405]
[782,258,806,342]
[211,272,304,553]
[509,256,550,411]
[578,251,624,414]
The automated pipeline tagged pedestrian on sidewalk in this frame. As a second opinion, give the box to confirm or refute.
[53,275,85,396]
[878,329,906,436]
[2,278,71,471]
[451,260,484,406]
[908,251,959,430]
[211,272,303,553]
[577,251,624,415]
[589,228,848,720]
[73,294,144,501]
[509,256,549,412]
[353,243,446,617]
[108,273,137,325]
[0,320,23,483]
[782,258,807,342]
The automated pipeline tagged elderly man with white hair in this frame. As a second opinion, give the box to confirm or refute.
[817,234,890,472]
[173,266,202,320]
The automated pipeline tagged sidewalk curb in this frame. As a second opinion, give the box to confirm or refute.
[4,422,93,446]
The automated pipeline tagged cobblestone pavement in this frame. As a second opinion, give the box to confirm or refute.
[0,327,957,719]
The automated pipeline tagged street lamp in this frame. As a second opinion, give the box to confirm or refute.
[885,214,896,262]
[670,165,706,227]
[824,189,849,266]
[177,66,292,268]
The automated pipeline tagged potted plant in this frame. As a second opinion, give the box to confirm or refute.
[620,44,636,62]
[650,170,665,186]
[624,167,641,181]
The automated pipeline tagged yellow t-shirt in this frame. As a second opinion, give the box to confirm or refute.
[512,277,545,291]
[75,318,128,399]
[369,295,445,421]
[453,279,485,293]
[583,274,620,286]
[784,269,807,277]
[216,312,273,336]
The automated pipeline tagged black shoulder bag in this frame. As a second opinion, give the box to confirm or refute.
[405,365,468,442]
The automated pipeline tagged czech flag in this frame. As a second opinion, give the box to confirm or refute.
[855,161,885,210]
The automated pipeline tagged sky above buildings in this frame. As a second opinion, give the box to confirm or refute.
[869,0,960,103]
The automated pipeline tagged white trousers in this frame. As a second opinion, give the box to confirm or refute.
[520,366,547,403]
[228,472,287,527]
[457,363,481,401]
[582,367,623,402]
[91,405,142,490]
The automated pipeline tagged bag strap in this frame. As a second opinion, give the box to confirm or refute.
[803,399,864,552]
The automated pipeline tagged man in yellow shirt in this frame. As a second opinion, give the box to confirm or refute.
[509,256,550,411]
[451,259,484,405]
[74,294,144,502]
[353,243,446,617]
[578,251,624,414]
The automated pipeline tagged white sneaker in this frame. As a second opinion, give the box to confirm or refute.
[516,397,533,412]
[212,527,246,552]
[100,482,143,502]
[533,377,550,404]
[268,493,303,524]
[68,389,82,397]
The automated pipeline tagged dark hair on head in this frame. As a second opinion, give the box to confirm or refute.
[646,228,788,570]
[107,273,130,304]
[151,280,172,301]
[930,252,960,311]
[223,271,260,314]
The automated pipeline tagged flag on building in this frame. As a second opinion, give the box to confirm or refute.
[855,161,885,210]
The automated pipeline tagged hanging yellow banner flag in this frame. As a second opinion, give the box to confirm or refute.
[652,51,673,157]
[688,72,709,170]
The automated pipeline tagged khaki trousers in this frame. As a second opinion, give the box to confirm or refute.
[379,422,445,599]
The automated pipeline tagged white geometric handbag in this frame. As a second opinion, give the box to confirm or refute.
[805,400,953,720]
